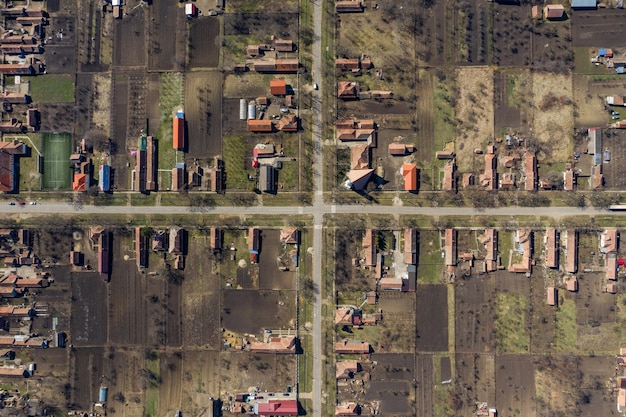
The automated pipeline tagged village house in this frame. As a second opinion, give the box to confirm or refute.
[563,165,576,191]
[247,119,274,133]
[335,1,364,12]
[335,307,362,326]
[0,140,26,193]
[544,4,565,19]
[280,227,299,245]
[600,229,619,254]
[337,81,360,100]
[524,152,537,191]
[249,336,297,354]
[271,35,294,52]
[351,144,370,171]
[443,161,456,191]
[402,164,418,192]
[445,229,457,266]
[335,361,361,379]
[566,276,578,292]
[278,114,298,132]
[336,119,376,144]
[547,286,557,306]
[545,228,559,269]
[362,229,376,267]
[566,229,578,274]
[270,79,288,96]
[249,228,260,264]
[508,230,533,273]
[345,169,374,191]
[135,227,148,268]
[480,148,498,191]
[335,340,370,354]
[388,143,415,156]
[592,164,603,189]
[210,228,223,252]
[404,228,417,265]
[482,228,498,272]
[253,59,299,73]
[255,399,299,416]
[335,403,360,416]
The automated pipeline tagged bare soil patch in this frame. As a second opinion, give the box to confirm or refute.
[455,353,494,416]
[572,74,606,129]
[189,17,221,68]
[71,347,104,410]
[184,71,223,159]
[113,9,146,67]
[575,272,616,325]
[148,0,186,71]
[455,276,495,353]
[455,67,495,172]
[220,352,296,394]
[181,233,221,348]
[571,9,626,47]
[493,4,531,67]
[415,354,434,417]
[70,271,108,346]
[532,72,574,163]
[416,284,448,352]
[531,21,573,72]
[494,355,536,417]
[222,290,296,335]
[601,129,626,190]
[108,233,148,346]
[258,229,296,290]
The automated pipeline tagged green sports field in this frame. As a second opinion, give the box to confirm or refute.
[42,132,72,190]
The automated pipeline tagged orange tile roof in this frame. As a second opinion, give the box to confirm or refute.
[566,230,578,273]
[270,79,287,96]
[402,164,417,191]
[72,173,88,191]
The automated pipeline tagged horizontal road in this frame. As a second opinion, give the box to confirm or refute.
[0,202,617,218]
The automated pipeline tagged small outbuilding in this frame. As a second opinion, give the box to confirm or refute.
[544,4,565,19]
[547,287,557,306]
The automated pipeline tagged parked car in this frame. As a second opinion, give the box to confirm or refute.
[612,111,620,116]
[313,83,318,90]
[613,115,620,120]
[8,202,14,205]
[175,411,181,417]
[18,201,25,206]
[29,202,36,205]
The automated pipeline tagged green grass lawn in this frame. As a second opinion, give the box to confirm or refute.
[157,73,184,172]
[417,230,444,284]
[144,356,160,417]
[42,132,72,190]
[573,47,612,75]
[25,74,74,102]
[495,292,529,353]
[433,77,455,169]
[555,297,577,353]
[223,135,251,190]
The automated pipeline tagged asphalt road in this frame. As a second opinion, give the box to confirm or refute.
[310,0,324,414]
[1,202,615,218]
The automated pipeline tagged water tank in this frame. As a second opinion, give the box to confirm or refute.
[239,99,246,120]
[99,386,108,403]
[248,102,256,120]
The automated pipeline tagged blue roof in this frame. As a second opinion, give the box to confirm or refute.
[616,67,625,74]
[599,48,607,56]
[176,162,185,169]
[571,0,596,8]
[176,110,185,119]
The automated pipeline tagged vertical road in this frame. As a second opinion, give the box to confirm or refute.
[311,0,324,415]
